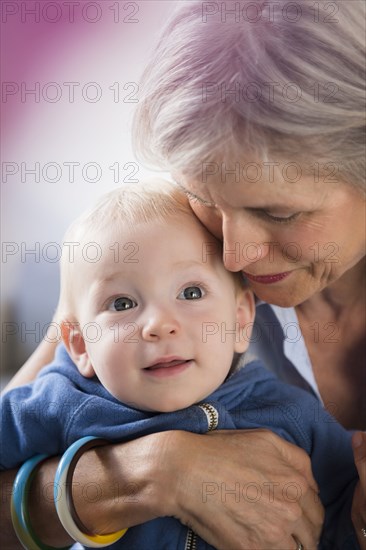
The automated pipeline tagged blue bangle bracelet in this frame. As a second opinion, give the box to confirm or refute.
[11,453,71,550]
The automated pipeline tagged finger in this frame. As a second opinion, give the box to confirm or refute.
[291,535,304,550]
[352,432,366,487]
[272,535,302,550]
[291,487,324,549]
[352,482,366,526]
[279,438,320,494]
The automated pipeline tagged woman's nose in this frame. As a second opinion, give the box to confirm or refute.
[141,307,180,341]
[222,214,270,271]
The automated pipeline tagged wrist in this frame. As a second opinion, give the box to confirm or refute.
[143,430,187,518]
[149,430,202,519]
[71,432,184,534]
[28,457,74,547]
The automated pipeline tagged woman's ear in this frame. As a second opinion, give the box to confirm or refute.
[234,289,256,354]
[61,320,95,378]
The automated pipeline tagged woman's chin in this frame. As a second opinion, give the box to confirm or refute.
[250,276,317,308]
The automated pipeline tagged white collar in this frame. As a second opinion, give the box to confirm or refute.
[257,302,323,403]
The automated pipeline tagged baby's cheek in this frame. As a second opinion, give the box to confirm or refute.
[88,330,119,364]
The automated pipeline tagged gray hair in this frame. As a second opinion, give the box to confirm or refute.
[133,0,365,190]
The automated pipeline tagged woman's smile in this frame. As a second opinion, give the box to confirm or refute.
[242,271,292,284]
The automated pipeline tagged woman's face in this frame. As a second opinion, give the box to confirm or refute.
[178,163,365,306]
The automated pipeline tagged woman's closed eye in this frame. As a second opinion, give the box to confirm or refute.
[178,186,216,208]
[177,285,206,300]
[108,296,137,311]
[254,209,301,224]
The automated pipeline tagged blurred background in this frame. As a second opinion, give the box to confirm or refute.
[1,0,178,387]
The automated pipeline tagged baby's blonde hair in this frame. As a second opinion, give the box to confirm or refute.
[58,179,241,319]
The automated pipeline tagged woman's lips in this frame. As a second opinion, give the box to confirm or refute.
[242,271,292,284]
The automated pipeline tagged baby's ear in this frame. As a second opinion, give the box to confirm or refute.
[234,289,256,354]
[61,320,95,378]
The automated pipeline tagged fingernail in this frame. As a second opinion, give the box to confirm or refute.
[352,432,363,448]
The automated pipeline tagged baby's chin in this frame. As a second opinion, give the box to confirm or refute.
[109,394,197,413]
[140,399,197,414]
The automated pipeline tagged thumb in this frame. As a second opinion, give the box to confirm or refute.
[352,431,366,486]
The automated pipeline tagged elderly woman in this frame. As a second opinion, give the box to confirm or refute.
[1,0,365,548]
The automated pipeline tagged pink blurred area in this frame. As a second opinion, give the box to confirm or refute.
[1,1,178,382]
[3,3,88,138]
[1,0,161,140]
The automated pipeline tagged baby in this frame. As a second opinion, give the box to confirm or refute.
[0,180,360,549]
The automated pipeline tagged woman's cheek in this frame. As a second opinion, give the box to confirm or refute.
[189,201,223,240]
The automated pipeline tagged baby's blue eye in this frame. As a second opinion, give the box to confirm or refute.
[178,286,203,300]
[109,297,137,311]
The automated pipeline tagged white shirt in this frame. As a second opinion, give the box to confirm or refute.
[246,302,323,402]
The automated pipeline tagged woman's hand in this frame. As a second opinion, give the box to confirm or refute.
[1,429,323,549]
[167,429,324,549]
[88,428,323,549]
[352,432,366,549]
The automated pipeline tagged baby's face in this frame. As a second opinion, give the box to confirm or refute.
[68,213,254,412]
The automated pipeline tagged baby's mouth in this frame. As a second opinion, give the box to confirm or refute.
[143,358,193,378]
[145,359,191,370]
